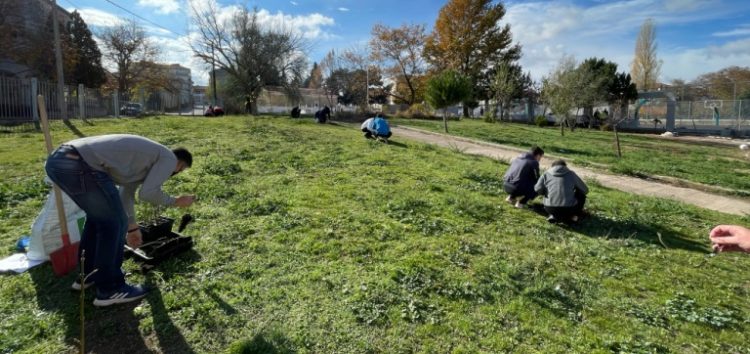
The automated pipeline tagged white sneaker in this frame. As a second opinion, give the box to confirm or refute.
[515,202,526,209]
[506,196,515,204]
[71,279,94,291]
[93,284,149,307]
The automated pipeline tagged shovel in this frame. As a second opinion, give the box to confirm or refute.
[38,95,79,276]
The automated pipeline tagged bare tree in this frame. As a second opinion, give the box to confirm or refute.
[369,23,427,105]
[630,18,661,91]
[491,61,530,121]
[99,20,159,99]
[189,3,308,114]
[320,49,342,109]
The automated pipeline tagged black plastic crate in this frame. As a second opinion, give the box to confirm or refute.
[138,216,174,243]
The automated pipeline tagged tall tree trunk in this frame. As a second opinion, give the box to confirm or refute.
[560,115,565,137]
[570,107,579,132]
[614,124,622,158]
[462,105,469,119]
[443,111,449,133]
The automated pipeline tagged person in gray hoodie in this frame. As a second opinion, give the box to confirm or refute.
[503,146,544,208]
[534,159,588,223]
[45,134,196,306]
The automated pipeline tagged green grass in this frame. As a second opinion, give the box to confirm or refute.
[1,116,750,353]
[392,118,750,193]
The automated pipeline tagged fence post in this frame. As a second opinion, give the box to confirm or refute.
[737,100,742,133]
[31,78,39,127]
[113,90,120,118]
[78,84,85,120]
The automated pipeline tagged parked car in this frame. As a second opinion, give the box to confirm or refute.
[204,105,225,117]
[120,103,143,117]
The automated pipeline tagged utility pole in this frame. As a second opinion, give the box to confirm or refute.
[365,62,369,111]
[51,0,67,121]
[211,44,218,106]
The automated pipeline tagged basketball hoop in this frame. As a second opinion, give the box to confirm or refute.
[704,100,723,110]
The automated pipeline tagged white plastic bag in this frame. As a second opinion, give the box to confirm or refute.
[27,189,86,261]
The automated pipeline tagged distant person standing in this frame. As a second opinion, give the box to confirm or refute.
[535,159,588,223]
[503,146,543,208]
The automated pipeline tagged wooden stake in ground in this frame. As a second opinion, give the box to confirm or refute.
[38,95,79,275]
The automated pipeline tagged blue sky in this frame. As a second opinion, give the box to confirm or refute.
[64,0,750,85]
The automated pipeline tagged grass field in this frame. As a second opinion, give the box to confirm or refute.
[392,118,750,193]
[1,116,750,353]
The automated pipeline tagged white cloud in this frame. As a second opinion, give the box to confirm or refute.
[70,8,124,27]
[255,9,335,40]
[713,24,750,37]
[180,1,336,83]
[137,0,181,15]
[663,38,750,81]
[504,0,750,82]
[148,35,210,85]
[290,1,298,5]
[664,0,716,12]
[338,7,349,12]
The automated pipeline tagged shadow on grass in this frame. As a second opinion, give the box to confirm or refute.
[63,119,87,138]
[206,288,238,315]
[226,330,296,354]
[28,249,201,354]
[526,203,708,253]
[385,140,408,148]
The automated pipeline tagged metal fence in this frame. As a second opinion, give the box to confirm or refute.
[486,98,750,136]
[0,76,198,131]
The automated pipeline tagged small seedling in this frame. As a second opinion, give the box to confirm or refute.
[78,251,97,354]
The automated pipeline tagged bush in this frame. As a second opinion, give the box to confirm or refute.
[534,115,548,127]
[398,103,435,119]
[333,110,363,122]
[483,111,496,123]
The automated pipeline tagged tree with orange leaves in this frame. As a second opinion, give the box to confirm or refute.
[424,0,521,117]
[370,23,427,105]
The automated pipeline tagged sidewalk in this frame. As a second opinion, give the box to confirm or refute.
[393,126,750,216]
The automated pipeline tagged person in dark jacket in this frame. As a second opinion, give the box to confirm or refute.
[535,159,588,223]
[315,106,331,123]
[503,146,544,208]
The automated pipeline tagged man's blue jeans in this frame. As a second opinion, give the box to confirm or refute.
[45,145,126,292]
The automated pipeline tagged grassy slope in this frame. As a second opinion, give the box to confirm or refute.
[0,116,749,353]
[392,118,750,193]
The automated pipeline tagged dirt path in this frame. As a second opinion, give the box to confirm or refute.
[393,126,750,216]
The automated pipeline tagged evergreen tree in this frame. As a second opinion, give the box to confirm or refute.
[304,62,323,89]
[68,11,106,87]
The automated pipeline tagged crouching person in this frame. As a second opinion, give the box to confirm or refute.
[361,113,392,141]
[534,159,588,223]
[503,146,543,208]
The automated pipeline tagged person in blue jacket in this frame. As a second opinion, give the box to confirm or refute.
[361,113,392,140]
[503,146,544,208]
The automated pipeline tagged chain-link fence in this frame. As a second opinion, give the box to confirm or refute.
[637,98,750,131]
